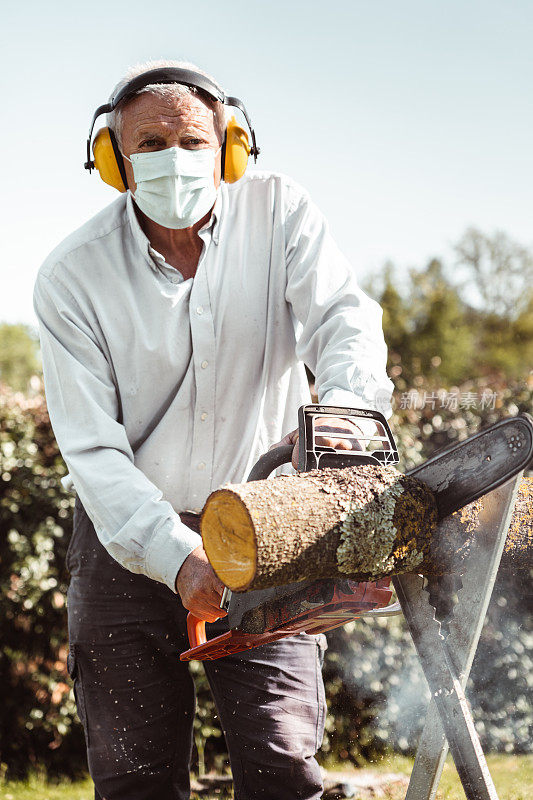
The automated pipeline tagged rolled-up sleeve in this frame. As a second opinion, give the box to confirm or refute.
[33,271,201,592]
[284,190,394,418]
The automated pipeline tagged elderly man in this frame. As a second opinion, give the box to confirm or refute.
[34,60,393,800]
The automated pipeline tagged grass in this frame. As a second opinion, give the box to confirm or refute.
[1,754,531,799]
[370,753,533,799]
[0,776,94,800]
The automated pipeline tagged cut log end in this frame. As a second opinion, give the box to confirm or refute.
[201,489,256,591]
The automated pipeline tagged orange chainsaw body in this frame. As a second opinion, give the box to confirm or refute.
[180,578,393,661]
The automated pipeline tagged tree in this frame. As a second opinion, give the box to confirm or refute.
[454,227,533,318]
[371,232,533,387]
[371,260,475,386]
[408,259,475,385]
[378,263,411,363]
[0,324,41,392]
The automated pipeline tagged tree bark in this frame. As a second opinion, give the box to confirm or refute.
[454,475,532,574]
[201,467,532,592]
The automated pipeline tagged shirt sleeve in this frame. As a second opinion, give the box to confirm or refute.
[33,270,201,592]
[284,186,394,419]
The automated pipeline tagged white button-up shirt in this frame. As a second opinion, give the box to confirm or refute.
[34,171,394,593]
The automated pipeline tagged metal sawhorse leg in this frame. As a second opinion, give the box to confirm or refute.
[394,475,523,800]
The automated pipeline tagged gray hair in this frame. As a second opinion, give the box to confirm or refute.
[107,59,227,148]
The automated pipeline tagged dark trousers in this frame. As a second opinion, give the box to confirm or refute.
[66,499,327,800]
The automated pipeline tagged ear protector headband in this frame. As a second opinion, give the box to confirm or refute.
[84,67,260,192]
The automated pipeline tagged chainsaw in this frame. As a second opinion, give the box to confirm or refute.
[180,404,533,662]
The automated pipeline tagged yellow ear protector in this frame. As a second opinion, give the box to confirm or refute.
[84,67,260,193]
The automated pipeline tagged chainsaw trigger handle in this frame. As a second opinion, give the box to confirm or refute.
[186,613,207,649]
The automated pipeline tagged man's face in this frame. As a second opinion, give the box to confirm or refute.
[119,91,223,193]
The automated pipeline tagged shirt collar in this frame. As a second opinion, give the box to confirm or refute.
[125,192,156,271]
[125,190,222,274]
[198,189,222,245]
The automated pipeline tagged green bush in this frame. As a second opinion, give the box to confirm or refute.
[0,377,531,779]
[0,387,83,779]
[0,324,41,393]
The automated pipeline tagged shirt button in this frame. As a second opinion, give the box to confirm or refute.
[201,360,209,369]
[197,462,206,470]
[201,412,208,421]
[196,306,204,315]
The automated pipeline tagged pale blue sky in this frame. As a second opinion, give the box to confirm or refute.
[1,0,532,324]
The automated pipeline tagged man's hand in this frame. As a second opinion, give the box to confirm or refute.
[175,545,227,622]
[269,417,363,469]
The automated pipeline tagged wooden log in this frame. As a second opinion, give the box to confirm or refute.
[202,465,438,591]
[201,468,532,592]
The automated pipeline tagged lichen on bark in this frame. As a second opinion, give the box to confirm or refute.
[336,469,408,576]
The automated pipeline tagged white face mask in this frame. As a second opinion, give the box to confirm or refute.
[125,146,219,230]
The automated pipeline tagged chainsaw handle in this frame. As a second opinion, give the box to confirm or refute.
[247,444,293,482]
[187,613,207,649]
